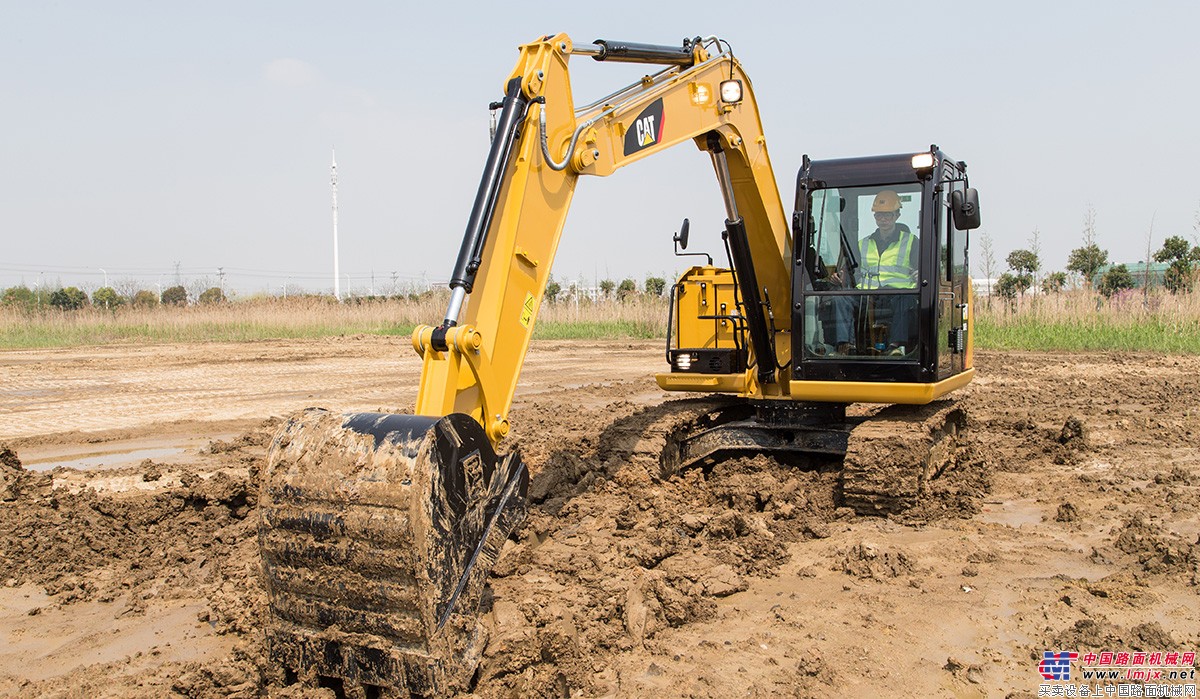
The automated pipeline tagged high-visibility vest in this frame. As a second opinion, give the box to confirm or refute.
[858,229,917,289]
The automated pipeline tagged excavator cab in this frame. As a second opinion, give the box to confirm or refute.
[662,147,980,405]
[791,149,981,401]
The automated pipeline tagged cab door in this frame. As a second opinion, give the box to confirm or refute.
[937,181,969,379]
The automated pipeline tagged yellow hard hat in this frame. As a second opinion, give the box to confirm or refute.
[871,190,902,212]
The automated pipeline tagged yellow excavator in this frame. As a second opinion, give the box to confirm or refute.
[258,34,982,696]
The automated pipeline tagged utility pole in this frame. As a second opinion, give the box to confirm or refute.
[98,268,109,309]
[218,267,225,295]
[331,149,340,301]
[173,261,182,286]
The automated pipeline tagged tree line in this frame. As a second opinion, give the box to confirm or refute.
[543,275,667,303]
[1,284,227,311]
[981,206,1200,301]
[3,273,675,312]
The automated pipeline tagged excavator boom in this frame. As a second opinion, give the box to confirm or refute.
[412,34,792,440]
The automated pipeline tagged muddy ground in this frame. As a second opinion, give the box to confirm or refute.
[1,337,1198,697]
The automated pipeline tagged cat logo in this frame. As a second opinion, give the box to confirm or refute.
[623,98,665,156]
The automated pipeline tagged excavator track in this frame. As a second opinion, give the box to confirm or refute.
[596,397,745,476]
[259,408,528,697]
[840,401,968,515]
[612,397,969,517]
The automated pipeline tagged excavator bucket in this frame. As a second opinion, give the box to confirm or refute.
[258,408,528,696]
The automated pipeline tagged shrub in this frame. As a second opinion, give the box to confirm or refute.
[198,287,227,305]
[2,286,37,310]
[49,287,89,311]
[92,286,124,309]
[1099,264,1135,299]
[1066,243,1108,286]
[1153,235,1199,294]
[161,285,188,306]
[1041,272,1067,294]
[644,276,666,297]
[995,273,1028,300]
[132,290,159,308]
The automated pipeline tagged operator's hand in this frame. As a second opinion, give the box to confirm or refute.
[828,268,852,287]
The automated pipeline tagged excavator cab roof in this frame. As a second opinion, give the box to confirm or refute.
[795,149,965,203]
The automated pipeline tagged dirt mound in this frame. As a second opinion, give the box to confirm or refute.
[836,541,917,580]
[0,465,259,606]
[0,447,19,501]
[0,421,279,664]
[471,446,840,697]
[1110,514,1199,583]
[1057,415,1088,446]
[1048,618,1178,653]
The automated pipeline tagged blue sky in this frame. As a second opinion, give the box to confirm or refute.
[2,1,1197,294]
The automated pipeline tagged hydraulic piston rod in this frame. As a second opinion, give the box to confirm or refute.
[579,38,697,66]
[708,133,777,385]
[443,76,531,331]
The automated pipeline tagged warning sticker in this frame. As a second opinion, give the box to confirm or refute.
[519,292,536,329]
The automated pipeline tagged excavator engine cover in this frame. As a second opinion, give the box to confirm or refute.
[259,408,529,696]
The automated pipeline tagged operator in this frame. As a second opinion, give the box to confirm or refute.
[832,189,919,355]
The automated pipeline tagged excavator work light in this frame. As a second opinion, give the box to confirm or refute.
[690,82,713,106]
[719,79,743,104]
[911,153,935,170]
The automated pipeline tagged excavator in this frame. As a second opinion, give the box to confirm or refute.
[258,33,982,696]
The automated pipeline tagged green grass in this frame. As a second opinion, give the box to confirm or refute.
[976,316,1200,353]
[532,320,662,341]
[973,291,1200,353]
[0,318,419,349]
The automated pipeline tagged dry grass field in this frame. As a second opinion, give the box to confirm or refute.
[2,288,1198,352]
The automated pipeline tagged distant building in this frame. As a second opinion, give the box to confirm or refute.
[1092,262,1169,289]
[972,278,997,297]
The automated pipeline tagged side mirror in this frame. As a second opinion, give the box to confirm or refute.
[674,218,690,250]
[951,188,981,230]
[672,217,713,266]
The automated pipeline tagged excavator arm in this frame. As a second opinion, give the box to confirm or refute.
[411,34,792,444]
[258,34,795,697]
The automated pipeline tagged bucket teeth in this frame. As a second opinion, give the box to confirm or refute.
[259,409,528,696]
